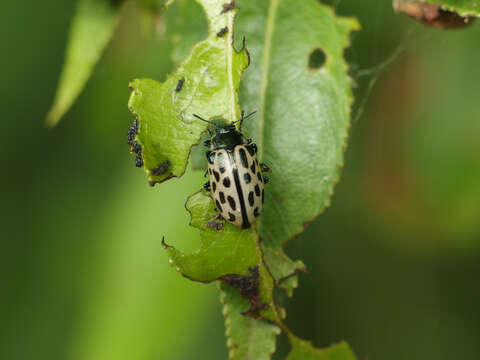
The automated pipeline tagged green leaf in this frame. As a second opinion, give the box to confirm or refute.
[235,0,359,295]
[165,0,208,64]
[163,191,259,282]
[46,0,123,126]
[261,245,305,298]
[128,0,359,358]
[220,283,280,360]
[128,0,249,185]
[139,0,173,11]
[410,0,480,17]
[287,336,357,360]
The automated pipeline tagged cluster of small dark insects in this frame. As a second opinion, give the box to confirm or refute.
[127,119,171,183]
[127,119,143,168]
[195,111,270,230]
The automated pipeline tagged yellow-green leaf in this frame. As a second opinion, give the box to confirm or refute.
[128,0,249,185]
[46,0,123,126]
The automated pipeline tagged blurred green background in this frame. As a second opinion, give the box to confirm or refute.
[2,1,480,359]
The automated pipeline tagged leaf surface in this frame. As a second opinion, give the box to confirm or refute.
[220,283,280,360]
[236,0,359,295]
[128,0,248,184]
[417,0,480,16]
[47,0,123,126]
[287,337,357,360]
[127,0,359,358]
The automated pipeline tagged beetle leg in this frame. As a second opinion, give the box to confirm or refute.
[206,150,215,164]
[245,143,257,154]
[203,181,211,191]
[263,175,269,184]
[206,218,224,231]
[247,138,252,144]
[260,163,271,173]
[203,139,211,147]
[204,170,208,178]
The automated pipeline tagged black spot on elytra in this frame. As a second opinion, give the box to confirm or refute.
[250,162,256,174]
[223,177,231,188]
[216,200,223,212]
[219,191,226,204]
[248,191,254,207]
[239,148,248,168]
[227,196,236,211]
[212,182,217,192]
[257,172,263,182]
[219,167,226,174]
[213,170,220,182]
[261,189,264,204]
[209,168,212,175]
[254,207,259,217]
[255,184,260,197]
[244,173,251,184]
[228,212,235,222]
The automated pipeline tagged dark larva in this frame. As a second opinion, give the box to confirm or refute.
[248,191,254,207]
[239,148,248,168]
[223,177,231,187]
[244,173,251,184]
[227,196,236,211]
[255,184,260,197]
[219,191,226,204]
[216,26,228,37]
[175,78,184,92]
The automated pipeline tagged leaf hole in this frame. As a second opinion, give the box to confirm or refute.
[308,48,326,71]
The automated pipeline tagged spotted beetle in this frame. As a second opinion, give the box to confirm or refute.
[193,111,270,229]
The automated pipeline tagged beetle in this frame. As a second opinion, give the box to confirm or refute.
[193,111,270,229]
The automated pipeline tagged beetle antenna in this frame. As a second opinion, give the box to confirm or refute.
[234,110,257,128]
[193,114,211,124]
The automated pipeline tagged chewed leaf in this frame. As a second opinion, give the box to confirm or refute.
[287,336,357,360]
[220,283,281,360]
[236,0,359,296]
[46,0,123,126]
[128,0,249,185]
[163,191,258,280]
[393,0,478,28]
[163,191,280,320]
[404,0,480,17]
[261,245,305,298]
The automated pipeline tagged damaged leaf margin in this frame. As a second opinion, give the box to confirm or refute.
[128,0,249,185]
[393,0,479,29]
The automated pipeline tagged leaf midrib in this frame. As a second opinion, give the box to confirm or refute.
[257,0,279,161]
